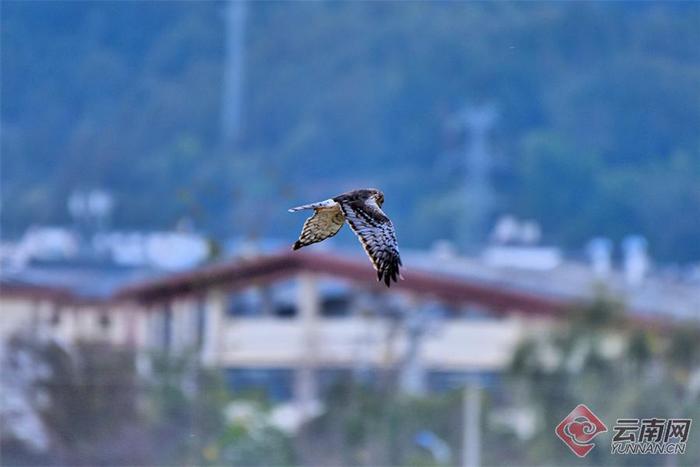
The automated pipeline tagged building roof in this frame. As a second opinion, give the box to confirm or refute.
[6,248,695,325]
[402,249,700,322]
[0,277,80,304]
[1,258,159,303]
[115,250,569,316]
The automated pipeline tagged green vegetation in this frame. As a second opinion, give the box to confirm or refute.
[2,2,699,260]
[506,298,700,465]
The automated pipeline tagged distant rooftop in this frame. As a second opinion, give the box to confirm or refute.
[1,258,160,301]
[402,248,700,321]
[115,249,568,317]
[2,239,698,324]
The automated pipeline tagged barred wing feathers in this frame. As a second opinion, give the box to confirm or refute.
[292,204,345,250]
[340,198,402,286]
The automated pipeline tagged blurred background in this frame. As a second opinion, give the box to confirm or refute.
[1,1,699,466]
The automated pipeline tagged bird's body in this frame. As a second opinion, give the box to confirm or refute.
[288,188,402,287]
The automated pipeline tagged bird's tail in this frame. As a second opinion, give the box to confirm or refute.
[288,198,337,212]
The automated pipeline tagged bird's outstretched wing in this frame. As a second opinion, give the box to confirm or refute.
[339,198,402,286]
[292,205,345,250]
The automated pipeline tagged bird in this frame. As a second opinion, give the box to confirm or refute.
[288,188,403,287]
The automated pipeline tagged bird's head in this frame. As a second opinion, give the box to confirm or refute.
[368,188,384,206]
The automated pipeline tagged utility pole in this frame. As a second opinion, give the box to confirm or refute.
[455,104,498,251]
[221,0,247,147]
[296,273,320,417]
[399,310,427,396]
[399,302,442,396]
[462,382,482,467]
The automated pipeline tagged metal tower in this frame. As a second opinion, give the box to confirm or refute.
[221,0,247,146]
[456,104,498,251]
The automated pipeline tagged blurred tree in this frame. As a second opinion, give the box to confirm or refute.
[504,298,700,466]
[298,375,462,467]
[203,401,295,466]
[145,351,230,465]
[0,337,234,466]
[1,337,149,465]
[2,2,699,261]
[514,131,603,246]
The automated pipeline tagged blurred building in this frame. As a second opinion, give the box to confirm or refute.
[2,245,698,409]
[114,250,564,401]
[0,261,156,347]
[0,226,208,348]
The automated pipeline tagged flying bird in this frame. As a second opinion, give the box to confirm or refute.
[288,188,403,287]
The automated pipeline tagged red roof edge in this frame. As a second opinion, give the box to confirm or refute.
[114,250,570,316]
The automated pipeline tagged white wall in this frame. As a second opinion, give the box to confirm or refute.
[213,315,531,372]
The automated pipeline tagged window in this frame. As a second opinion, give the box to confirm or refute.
[427,371,499,393]
[269,279,298,318]
[225,368,294,402]
[227,288,266,317]
[321,296,351,318]
[273,303,297,318]
[318,279,353,318]
[317,367,351,394]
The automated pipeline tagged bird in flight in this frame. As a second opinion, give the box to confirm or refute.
[288,188,403,287]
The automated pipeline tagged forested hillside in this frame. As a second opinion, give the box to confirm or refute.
[2,2,699,261]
